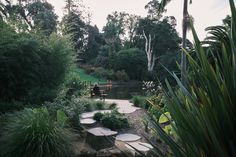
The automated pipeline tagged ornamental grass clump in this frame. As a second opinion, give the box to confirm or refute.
[149,0,236,156]
[0,108,74,157]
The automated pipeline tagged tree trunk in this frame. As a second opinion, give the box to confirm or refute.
[181,0,188,85]
[18,0,22,6]
[143,31,155,72]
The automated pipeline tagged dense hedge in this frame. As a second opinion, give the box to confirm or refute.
[0,22,75,104]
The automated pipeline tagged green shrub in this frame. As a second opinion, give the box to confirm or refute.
[0,108,74,157]
[80,64,94,74]
[115,70,129,81]
[79,98,95,112]
[131,96,148,108]
[93,112,104,121]
[92,67,107,78]
[108,102,117,109]
[101,110,129,130]
[45,95,85,130]
[94,101,105,110]
[147,93,168,120]
[0,22,75,106]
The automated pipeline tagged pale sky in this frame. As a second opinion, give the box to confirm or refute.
[47,0,231,41]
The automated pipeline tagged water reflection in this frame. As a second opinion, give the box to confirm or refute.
[99,82,144,100]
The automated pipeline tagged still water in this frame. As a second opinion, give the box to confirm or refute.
[100,82,144,100]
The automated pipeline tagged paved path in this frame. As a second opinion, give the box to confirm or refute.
[105,99,141,114]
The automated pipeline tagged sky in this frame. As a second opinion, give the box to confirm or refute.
[47,0,231,41]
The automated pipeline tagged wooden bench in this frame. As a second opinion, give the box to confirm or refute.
[90,89,107,101]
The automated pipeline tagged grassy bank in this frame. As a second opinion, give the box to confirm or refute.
[74,68,107,85]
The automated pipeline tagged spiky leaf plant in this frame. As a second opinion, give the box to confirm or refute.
[149,0,236,156]
[0,108,74,157]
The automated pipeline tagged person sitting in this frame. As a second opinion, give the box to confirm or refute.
[91,84,101,97]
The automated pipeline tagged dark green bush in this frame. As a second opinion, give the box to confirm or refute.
[0,101,24,113]
[94,101,105,110]
[108,102,117,109]
[79,64,94,74]
[101,110,129,130]
[114,48,147,80]
[0,22,75,107]
[115,70,129,81]
[93,112,104,121]
[0,108,74,157]
[92,67,107,78]
[131,96,147,108]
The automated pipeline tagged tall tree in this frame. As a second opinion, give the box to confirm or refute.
[135,17,181,72]
[82,25,105,62]
[158,0,192,84]
[102,11,128,52]
[27,1,58,35]
[64,0,82,14]
[62,12,86,51]
[123,14,140,48]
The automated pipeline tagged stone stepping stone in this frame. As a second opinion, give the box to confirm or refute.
[80,118,96,125]
[87,127,118,136]
[116,133,141,142]
[86,127,118,150]
[125,142,153,152]
[105,99,140,114]
[80,111,95,119]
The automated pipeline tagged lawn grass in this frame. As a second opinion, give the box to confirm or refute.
[74,68,107,84]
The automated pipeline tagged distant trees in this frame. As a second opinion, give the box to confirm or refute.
[0,0,58,35]
[102,11,126,52]
[61,0,104,63]
[27,1,58,35]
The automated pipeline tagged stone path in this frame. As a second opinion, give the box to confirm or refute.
[78,99,153,156]
[105,99,141,114]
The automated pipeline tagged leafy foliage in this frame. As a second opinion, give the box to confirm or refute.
[101,110,129,130]
[93,112,104,121]
[0,0,58,34]
[0,22,75,104]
